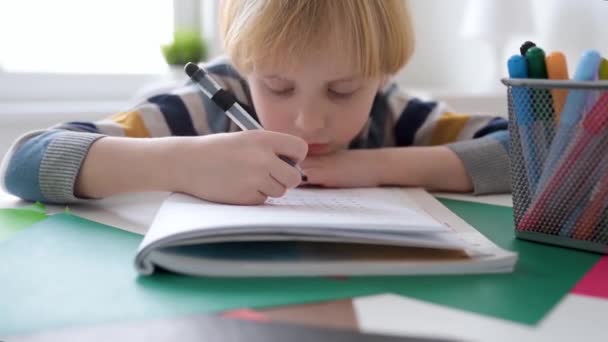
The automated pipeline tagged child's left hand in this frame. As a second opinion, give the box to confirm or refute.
[299,149,385,188]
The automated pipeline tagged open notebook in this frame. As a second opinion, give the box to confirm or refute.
[135,188,517,276]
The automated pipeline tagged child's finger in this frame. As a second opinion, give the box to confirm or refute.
[239,191,268,205]
[261,175,288,198]
[271,158,302,189]
[269,136,308,163]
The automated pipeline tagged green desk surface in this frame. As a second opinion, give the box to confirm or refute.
[0,199,600,336]
[0,202,46,241]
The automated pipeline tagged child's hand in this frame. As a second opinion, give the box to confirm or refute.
[171,131,308,205]
[300,149,385,188]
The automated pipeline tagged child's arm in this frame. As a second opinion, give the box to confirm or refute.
[301,145,473,192]
[302,83,509,194]
[75,131,306,205]
[1,61,306,205]
[381,90,509,194]
[387,86,510,195]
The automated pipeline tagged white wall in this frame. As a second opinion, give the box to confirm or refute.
[397,0,488,90]
[397,0,608,91]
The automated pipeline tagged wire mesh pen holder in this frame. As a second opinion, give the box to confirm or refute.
[502,78,608,253]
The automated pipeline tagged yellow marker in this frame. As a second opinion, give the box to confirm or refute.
[600,58,608,80]
[546,52,569,122]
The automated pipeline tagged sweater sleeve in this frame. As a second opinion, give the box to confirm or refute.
[0,58,251,204]
[385,83,511,195]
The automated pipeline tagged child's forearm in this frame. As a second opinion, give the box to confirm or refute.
[379,146,473,193]
[75,137,177,199]
[75,131,308,203]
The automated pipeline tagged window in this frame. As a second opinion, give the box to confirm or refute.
[0,0,215,104]
[0,0,174,74]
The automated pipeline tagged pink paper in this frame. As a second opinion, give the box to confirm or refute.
[572,256,608,299]
[222,308,271,322]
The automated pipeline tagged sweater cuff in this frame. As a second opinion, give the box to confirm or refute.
[39,132,105,203]
[447,138,511,195]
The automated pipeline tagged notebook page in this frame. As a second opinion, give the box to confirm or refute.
[142,188,447,248]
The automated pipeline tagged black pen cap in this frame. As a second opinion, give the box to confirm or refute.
[520,41,536,56]
[184,62,203,78]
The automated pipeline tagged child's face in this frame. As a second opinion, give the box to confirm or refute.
[247,47,384,156]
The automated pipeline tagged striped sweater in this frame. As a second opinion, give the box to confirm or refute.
[0,57,511,204]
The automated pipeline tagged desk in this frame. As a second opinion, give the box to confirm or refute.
[0,191,167,235]
[1,190,606,341]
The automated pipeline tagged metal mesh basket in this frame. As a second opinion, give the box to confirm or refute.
[502,78,608,253]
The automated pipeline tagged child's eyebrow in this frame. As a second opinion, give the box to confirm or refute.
[262,75,289,80]
[330,76,357,82]
[328,77,361,85]
[261,75,360,84]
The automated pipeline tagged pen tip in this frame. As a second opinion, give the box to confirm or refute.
[302,175,308,182]
[184,62,200,78]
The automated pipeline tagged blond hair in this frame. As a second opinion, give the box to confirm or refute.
[219,0,415,78]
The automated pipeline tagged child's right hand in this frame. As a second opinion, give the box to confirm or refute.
[170,130,308,205]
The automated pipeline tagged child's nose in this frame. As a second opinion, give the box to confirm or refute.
[294,106,327,133]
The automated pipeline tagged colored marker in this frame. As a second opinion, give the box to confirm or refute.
[546,52,569,121]
[526,47,554,121]
[507,55,533,207]
[526,47,549,79]
[525,47,553,176]
[508,54,543,193]
[567,93,608,240]
[600,58,608,80]
[556,93,608,237]
[569,167,608,241]
[519,50,603,233]
[537,50,602,182]
[571,170,608,241]
[587,197,608,242]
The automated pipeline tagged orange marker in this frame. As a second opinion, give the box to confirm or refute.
[546,52,569,122]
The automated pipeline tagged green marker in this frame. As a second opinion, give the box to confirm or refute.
[526,47,549,79]
[525,46,554,155]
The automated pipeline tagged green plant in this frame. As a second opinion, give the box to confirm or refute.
[161,29,207,66]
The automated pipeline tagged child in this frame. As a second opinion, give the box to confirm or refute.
[0,0,510,206]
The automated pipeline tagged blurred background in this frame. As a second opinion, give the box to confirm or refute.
[0,0,607,157]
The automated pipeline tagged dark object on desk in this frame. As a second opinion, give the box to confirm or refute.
[9,314,458,342]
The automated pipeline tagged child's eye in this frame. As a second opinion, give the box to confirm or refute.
[265,84,294,96]
[328,89,355,99]
[270,88,295,96]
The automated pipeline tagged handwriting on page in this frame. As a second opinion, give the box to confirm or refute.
[263,188,410,219]
[266,196,366,211]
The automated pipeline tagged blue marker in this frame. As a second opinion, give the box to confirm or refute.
[535,50,602,191]
[508,54,543,192]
